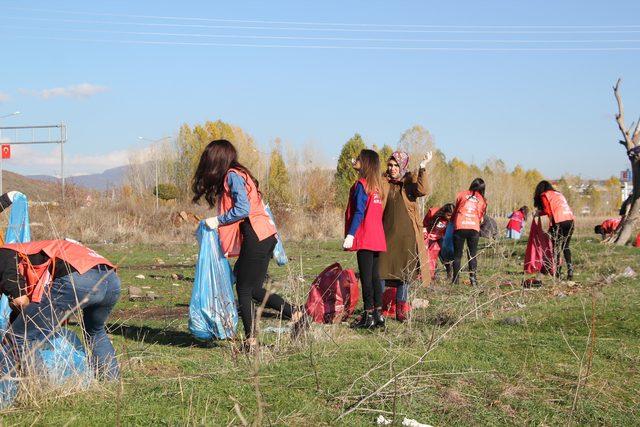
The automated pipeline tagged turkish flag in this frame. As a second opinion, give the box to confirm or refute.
[1,145,10,159]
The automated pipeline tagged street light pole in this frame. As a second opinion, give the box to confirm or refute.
[138,136,170,210]
[0,111,21,194]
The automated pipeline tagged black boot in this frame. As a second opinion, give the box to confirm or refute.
[567,264,574,281]
[373,308,385,328]
[469,272,478,287]
[353,311,376,329]
[445,264,453,281]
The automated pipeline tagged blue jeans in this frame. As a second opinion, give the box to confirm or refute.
[7,266,121,380]
[382,280,408,303]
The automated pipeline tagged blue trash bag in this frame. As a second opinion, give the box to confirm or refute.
[0,297,10,337]
[0,345,18,409]
[5,191,31,244]
[188,221,238,341]
[35,328,92,386]
[1,191,31,336]
[264,204,288,266]
[440,222,455,262]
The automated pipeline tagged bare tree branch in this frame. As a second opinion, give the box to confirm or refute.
[613,78,635,151]
[633,115,640,145]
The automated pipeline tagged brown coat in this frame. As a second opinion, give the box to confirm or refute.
[378,168,431,287]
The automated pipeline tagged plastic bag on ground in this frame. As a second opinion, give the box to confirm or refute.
[524,218,556,275]
[305,263,359,323]
[189,221,238,340]
[264,204,288,266]
[1,191,31,336]
[35,328,92,386]
[0,345,18,409]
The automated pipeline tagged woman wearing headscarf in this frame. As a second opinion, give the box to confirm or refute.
[378,150,432,322]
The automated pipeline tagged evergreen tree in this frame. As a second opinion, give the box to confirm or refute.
[267,143,292,209]
[334,133,365,207]
[378,144,394,171]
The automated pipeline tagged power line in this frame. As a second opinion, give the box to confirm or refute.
[5,16,640,34]
[4,25,640,44]
[9,34,640,51]
[5,6,640,30]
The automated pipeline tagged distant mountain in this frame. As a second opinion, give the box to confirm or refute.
[28,165,129,191]
[0,170,70,202]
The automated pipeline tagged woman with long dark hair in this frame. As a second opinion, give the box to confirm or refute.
[192,139,303,349]
[452,178,487,286]
[533,180,575,280]
[343,149,387,328]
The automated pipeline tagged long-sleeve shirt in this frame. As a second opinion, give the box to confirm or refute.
[0,249,75,299]
[0,193,12,213]
[217,172,251,226]
[347,182,368,236]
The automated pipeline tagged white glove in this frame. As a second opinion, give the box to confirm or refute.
[343,235,354,249]
[204,216,219,230]
[419,151,433,170]
[7,191,19,202]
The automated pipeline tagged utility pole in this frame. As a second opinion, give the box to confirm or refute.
[0,123,67,201]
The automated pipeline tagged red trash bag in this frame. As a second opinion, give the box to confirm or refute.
[426,239,442,280]
[381,284,411,319]
[635,232,640,248]
[305,263,360,324]
[524,218,556,275]
[381,287,397,317]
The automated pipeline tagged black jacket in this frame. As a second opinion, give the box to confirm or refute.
[0,249,76,300]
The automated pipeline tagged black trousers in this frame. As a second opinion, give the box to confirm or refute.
[550,220,574,267]
[234,220,293,338]
[356,250,383,311]
[452,229,480,283]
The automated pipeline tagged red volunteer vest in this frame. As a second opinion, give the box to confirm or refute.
[423,207,449,241]
[507,210,526,233]
[1,239,114,303]
[601,218,621,234]
[543,191,575,223]
[453,191,487,232]
[344,179,386,252]
[218,168,277,258]
[635,232,640,248]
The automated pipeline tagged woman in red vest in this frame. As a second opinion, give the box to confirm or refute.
[192,140,304,350]
[452,178,487,286]
[533,180,576,280]
[343,149,387,329]
[506,206,529,240]
[594,218,621,240]
[423,203,454,280]
[0,239,120,380]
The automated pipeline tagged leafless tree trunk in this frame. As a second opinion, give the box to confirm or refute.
[612,78,640,245]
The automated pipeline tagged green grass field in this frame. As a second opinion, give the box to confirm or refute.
[1,236,639,426]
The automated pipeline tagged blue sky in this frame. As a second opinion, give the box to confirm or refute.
[1,0,639,178]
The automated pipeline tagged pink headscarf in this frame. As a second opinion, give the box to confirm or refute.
[390,151,410,179]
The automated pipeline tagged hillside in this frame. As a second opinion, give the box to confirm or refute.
[1,169,82,202]
[28,164,128,191]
